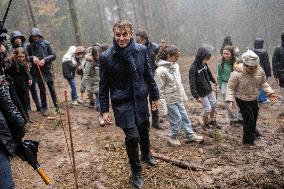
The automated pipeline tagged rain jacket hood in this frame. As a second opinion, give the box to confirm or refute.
[254,38,264,49]
[10,31,26,47]
[193,47,211,68]
[28,28,44,43]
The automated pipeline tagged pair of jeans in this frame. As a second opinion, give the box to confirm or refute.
[122,121,150,174]
[67,78,78,102]
[236,98,259,144]
[167,102,193,139]
[37,80,57,109]
[201,91,216,116]
[0,150,14,189]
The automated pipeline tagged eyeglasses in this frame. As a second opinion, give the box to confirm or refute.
[17,55,25,59]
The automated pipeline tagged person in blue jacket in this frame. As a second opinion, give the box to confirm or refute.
[99,20,159,188]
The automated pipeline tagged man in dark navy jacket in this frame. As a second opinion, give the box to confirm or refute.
[135,30,163,129]
[99,20,159,188]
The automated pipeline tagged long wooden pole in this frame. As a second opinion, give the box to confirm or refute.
[64,90,79,189]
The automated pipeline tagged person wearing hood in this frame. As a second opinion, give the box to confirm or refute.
[9,31,27,52]
[62,46,83,105]
[226,50,277,145]
[272,31,284,105]
[26,28,57,116]
[155,45,203,146]
[252,38,272,103]
[99,20,159,188]
[220,35,240,57]
[189,47,218,130]
[135,30,162,130]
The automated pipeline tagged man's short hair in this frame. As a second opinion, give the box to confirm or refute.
[135,30,148,40]
[113,20,133,33]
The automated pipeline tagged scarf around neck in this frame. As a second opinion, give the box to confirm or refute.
[113,38,139,80]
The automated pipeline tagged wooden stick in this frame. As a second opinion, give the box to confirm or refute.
[152,152,197,171]
[64,90,79,189]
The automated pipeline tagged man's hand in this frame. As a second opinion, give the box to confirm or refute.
[275,78,279,86]
[33,56,39,65]
[228,101,237,113]
[38,59,45,67]
[102,112,112,125]
[28,80,32,86]
[0,45,6,53]
[151,100,159,111]
[269,93,278,103]
[196,98,202,104]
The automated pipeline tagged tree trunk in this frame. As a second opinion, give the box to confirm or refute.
[132,0,139,28]
[164,0,172,43]
[25,0,38,27]
[141,0,150,32]
[67,0,83,45]
[115,0,122,20]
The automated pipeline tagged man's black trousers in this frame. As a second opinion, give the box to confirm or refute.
[122,120,150,175]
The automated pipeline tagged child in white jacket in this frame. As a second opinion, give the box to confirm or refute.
[154,45,203,146]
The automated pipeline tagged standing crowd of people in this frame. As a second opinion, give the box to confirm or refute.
[1,19,284,188]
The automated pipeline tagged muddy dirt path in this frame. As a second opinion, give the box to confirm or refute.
[11,56,284,189]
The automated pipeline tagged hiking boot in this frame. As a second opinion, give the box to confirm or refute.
[185,133,204,143]
[36,106,42,112]
[99,115,105,127]
[41,108,49,117]
[255,128,262,139]
[167,137,181,147]
[72,100,79,105]
[141,154,157,166]
[132,173,144,188]
[77,98,83,104]
[230,120,241,127]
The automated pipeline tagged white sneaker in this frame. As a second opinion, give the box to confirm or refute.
[167,138,181,147]
[77,98,83,104]
[185,133,204,143]
[99,115,105,126]
[72,100,79,105]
